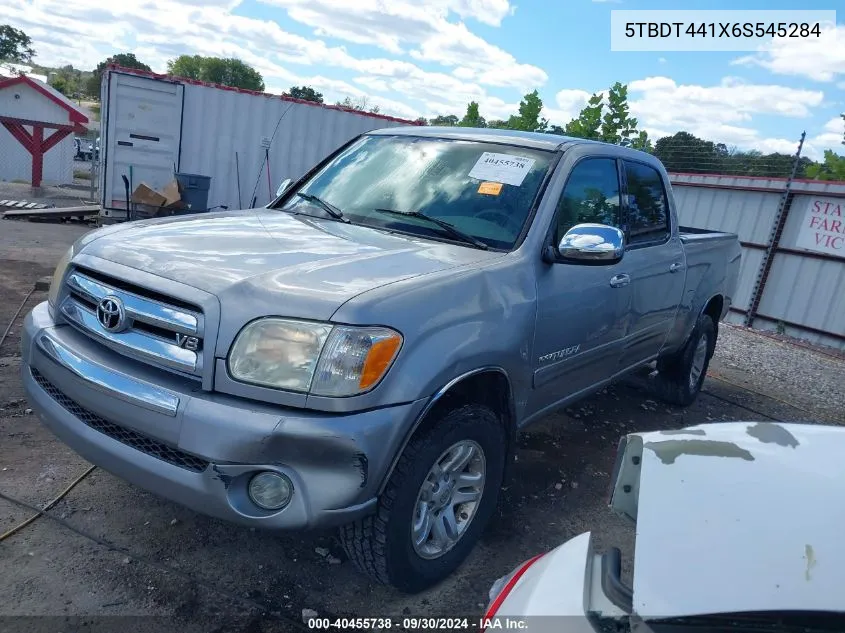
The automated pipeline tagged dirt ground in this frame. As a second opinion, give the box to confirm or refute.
[1,219,842,633]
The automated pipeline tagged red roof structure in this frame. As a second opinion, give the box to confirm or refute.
[0,75,89,187]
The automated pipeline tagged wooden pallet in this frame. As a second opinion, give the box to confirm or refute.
[0,199,50,210]
[2,204,100,221]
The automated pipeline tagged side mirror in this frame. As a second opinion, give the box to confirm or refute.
[275,178,292,197]
[555,223,624,265]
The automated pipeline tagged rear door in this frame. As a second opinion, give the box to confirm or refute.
[617,160,685,368]
[101,72,183,216]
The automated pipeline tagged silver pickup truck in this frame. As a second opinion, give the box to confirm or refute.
[21,127,740,592]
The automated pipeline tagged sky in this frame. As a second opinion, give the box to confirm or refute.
[1,0,843,160]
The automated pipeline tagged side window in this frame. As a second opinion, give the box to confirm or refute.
[624,161,670,244]
[554,158,622,242]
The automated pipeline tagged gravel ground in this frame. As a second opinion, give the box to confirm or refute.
[712,323,845,425]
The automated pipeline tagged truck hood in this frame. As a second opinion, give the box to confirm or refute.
[80,209,501,321]
[611,421,845,619]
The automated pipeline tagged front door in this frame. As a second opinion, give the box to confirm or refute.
[531,157,631,415]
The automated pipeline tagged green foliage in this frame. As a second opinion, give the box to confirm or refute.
[459,101,486,128]
[336,95,380,113]
[87,53,151,97]
[430,114,459,126]
[486,119,509,130]
[414,117,428,125]
[287,86,323,103]
[653,130,813,178]
[805,150,845,181]
[50,75,72,96]
[563,83,650,150]
[49,64,83,97]
[167,55,265,92]
[509,90,547,132]
[563,93,603,140]
[0,24,34,63]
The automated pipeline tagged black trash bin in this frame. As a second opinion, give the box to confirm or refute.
[175,172,212,212]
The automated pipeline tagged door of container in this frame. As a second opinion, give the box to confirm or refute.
[101,72,184,217]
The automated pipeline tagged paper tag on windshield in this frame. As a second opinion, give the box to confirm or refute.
[469,152,535,187]
[478,181,503,196]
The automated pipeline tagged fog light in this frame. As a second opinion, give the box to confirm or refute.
[248,472,293,510]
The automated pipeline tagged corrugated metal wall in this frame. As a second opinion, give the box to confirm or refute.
[670,174,845,350]
[177,83,410,211]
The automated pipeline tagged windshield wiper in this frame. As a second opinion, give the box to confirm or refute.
[295,193,350,223]
[373,209,488,250]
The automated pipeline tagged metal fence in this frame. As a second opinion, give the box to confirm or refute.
[670,168,845,350]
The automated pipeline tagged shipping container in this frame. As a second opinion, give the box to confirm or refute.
[99,66,420,219]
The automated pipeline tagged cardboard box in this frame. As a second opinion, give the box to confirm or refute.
[161,180,182,207]
[131,183,167,208]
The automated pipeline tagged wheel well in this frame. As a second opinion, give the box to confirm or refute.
[379,370,516,494]
[704,295,723,326]
[429,370,514,430]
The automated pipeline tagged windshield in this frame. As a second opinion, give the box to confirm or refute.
[274,135,555,250]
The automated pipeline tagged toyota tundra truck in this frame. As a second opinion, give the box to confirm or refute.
[21,127,741,592]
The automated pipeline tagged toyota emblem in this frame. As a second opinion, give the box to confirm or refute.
[96,296,127,332]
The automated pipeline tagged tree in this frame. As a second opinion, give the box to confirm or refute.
[430,114,459,126]
[414,117,428,126]
[336,95,380,113]
[487,119,509,130]
[805,150,845,181]
[0,25,34,63]
[508,90,547,132]
[653,131,727,173]
[167,55,265,91]
[49,64,82,97]
[459,101,486,128]
[87,53,151,97]
[563,83,650,150]
[564,93,603,140]
[288,85,323,103]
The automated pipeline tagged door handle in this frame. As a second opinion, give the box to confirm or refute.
[610,273,630,288]
[669,262,684,273]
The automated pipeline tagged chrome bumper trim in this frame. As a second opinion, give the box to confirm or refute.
[36,332,181,417]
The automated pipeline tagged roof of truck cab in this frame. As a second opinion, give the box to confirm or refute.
[367,126,637,153]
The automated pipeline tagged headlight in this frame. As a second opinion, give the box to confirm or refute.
[228,319,402,396]
[47,246,73,308]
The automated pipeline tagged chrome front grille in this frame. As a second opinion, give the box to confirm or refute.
[59,269,205,378]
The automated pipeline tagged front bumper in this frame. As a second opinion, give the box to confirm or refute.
[21,301,425,530]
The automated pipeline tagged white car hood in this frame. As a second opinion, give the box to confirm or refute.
[611,421,845,619]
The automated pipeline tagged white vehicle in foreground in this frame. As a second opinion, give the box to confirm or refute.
[483,422,845,632]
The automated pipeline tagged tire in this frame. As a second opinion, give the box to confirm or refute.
[652,313,716,407]
[339,403,505,593]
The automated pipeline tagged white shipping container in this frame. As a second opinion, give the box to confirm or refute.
[99,68,419,218]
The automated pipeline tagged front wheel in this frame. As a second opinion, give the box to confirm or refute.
[652,313,716,407]
[339,404,505,593]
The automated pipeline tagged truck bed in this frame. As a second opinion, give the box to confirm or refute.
[678,226,739,244]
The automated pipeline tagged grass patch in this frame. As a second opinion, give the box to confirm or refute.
[74,170,92,180]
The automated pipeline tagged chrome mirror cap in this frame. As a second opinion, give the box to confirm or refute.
[558,223,625,263]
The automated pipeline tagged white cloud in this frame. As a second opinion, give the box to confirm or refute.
[629,76,823,135]
[658,57,667,64]
[732,23,845,82]
[260,0,544,90]
[811,116,844,148]
[554,89,592,117]
[623,76,833,158]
